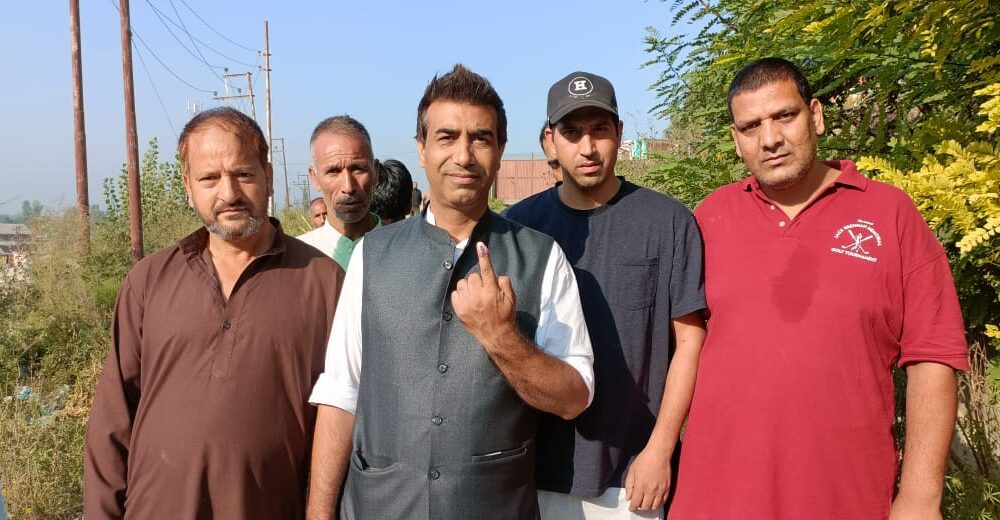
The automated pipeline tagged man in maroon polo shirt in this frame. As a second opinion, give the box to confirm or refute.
[669,58,968,520]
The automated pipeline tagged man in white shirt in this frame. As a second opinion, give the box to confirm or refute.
[298,115,379,270]
[305,64,595,520]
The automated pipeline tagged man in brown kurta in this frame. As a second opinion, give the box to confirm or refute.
[84,107,344,519]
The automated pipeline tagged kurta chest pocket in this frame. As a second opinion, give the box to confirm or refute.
[609,256,659,310]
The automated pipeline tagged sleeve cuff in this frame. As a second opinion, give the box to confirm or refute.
[561,355,595,407]
[308,372,359,413]
[897,354,970,371]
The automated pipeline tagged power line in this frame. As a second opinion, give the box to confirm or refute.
[177,0,257,52]
[165,0,256,67]
[132,29,216,93]
[109,0,215,93]
[134,43,179,139]
[141,0,257,67]
[167,0,221,75]
[250,54,261,93]
[144,0,223,80]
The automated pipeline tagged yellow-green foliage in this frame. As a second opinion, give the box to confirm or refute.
[978,84,1000,134]
[857,138,999,256]
[858,86,1000,339]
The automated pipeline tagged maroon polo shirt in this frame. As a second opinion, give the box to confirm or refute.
[84,221,343,519]
[670,161,968,520]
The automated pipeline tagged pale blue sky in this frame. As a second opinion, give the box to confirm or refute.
[0,1,694,212]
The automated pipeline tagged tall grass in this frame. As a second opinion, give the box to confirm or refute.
[1,211,109,519]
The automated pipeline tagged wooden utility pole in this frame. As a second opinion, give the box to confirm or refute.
[273,138,290,210]
[119,0,144,262]
[69,0,90,255]
[263,20,273,214]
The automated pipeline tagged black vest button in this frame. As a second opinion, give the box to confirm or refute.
[443,260,453,270]
[437,364,448,373]
[431,415,443,426]
[429,468,440,480]
[443,311,452,321]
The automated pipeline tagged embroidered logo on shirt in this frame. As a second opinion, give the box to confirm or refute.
[831,219,881,263]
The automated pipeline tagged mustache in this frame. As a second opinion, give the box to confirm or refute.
[212,199,251,213]
[442,165,485,177]
[334,195,363,205]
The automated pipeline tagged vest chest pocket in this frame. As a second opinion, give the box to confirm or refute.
[470,443,530,464]
[609,256,659,310]
[350,450,399,474]
[344,451,411,520]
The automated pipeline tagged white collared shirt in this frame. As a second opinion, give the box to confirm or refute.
[309,209,595,413]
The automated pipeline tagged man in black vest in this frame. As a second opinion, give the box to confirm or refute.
[306,64,596,520]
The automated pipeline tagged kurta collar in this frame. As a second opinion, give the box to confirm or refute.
[179,217,286,258]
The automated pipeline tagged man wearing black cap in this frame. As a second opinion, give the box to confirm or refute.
[505,72,707,518]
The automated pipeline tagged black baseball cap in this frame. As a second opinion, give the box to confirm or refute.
[546,71,618,125]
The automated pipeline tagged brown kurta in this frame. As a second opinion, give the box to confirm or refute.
[84,221,343,519]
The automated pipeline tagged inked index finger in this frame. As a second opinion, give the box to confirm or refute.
[475,241,498,287]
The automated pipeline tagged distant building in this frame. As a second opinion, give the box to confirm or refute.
[619,138,677,160]
[494,137,681,204]
[493,158,557,204]
[0,223,31,266]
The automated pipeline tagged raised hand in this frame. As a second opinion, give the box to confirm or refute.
[451,242,517,346]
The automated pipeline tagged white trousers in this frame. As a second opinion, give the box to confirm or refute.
[538,488,664,520]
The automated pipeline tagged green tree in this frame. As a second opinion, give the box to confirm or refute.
[89,138,199,310]
[645,0,1000,166]
[101,137,194,250]
[20,200,43,220]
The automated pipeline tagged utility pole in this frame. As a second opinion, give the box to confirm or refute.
[69,0,90,255]
[119,0,143,263]
[272,138,290,210]
[213,69,256,119]
[245,71,256,120]
[262,20,273,214]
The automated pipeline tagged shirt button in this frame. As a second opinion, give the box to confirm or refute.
[437,364,448,373]
[778,221,786,227]
[429,468,440,480]
[222,321,231,330]
[769,205,776,210]
[443,311,452,321]
[443,260,453,270]
[431,415,443,426]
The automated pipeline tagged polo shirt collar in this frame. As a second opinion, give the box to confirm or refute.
[739,159,868,193]
[827,160,868,191]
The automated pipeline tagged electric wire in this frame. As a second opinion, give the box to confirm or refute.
[250,54,261,94]
[109,0,215,93]
[132,29,216,93]
[134,44,179,139]
[166,0,226,75]
[144,0,224,80]
[177,0,257,52]
[144,1,257,67]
